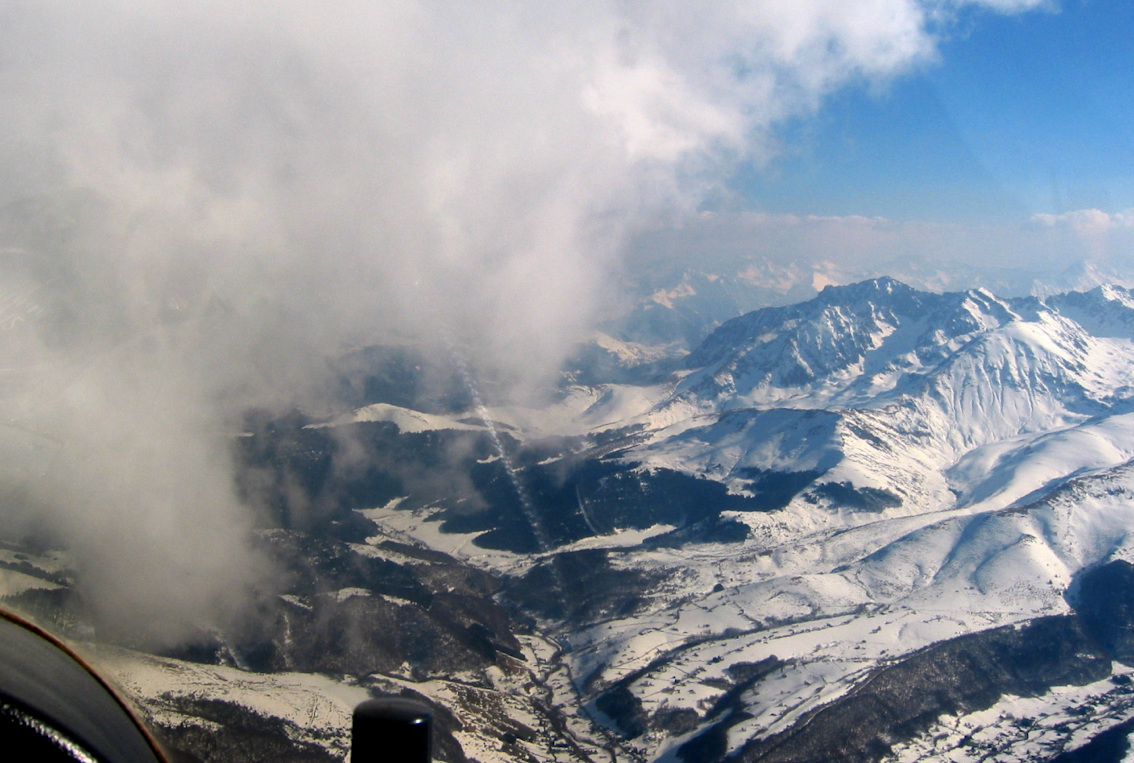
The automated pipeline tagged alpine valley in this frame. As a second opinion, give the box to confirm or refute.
[13,272,1134,761]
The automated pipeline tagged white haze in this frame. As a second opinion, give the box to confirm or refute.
[0,0,1046,643]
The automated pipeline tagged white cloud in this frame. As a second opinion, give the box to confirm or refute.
[632,204,1134,282]
[1027,208,1134,260]
[1031,208,1134,231]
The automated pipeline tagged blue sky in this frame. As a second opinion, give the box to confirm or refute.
[741,0,1134,223]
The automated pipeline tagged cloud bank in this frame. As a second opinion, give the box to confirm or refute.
[0,0,1048,642]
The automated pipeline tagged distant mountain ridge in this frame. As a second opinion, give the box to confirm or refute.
[680,277,1017,406]
[593,257,1134,361]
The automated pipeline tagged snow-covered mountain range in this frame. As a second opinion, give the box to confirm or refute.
[10,277,1134,761]
[510,278,1134,760]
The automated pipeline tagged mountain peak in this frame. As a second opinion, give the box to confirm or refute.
[817,275,910,299]
[676,280,1107,418]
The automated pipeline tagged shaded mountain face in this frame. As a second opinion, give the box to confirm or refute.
[14,278,1134,762]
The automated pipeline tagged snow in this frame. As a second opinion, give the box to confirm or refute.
[489,381,676,437]
[590,331,681,365]
[889,664,1134,762]
[553,524,679,553]
[356,501,532,576]
[0,547,68,599]
[321,402,485,433]
[0,567,61,598]
[949,413,1134,511]
[96,648,370,759]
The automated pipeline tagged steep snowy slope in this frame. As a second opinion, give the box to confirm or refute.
[676,278,1016,408]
